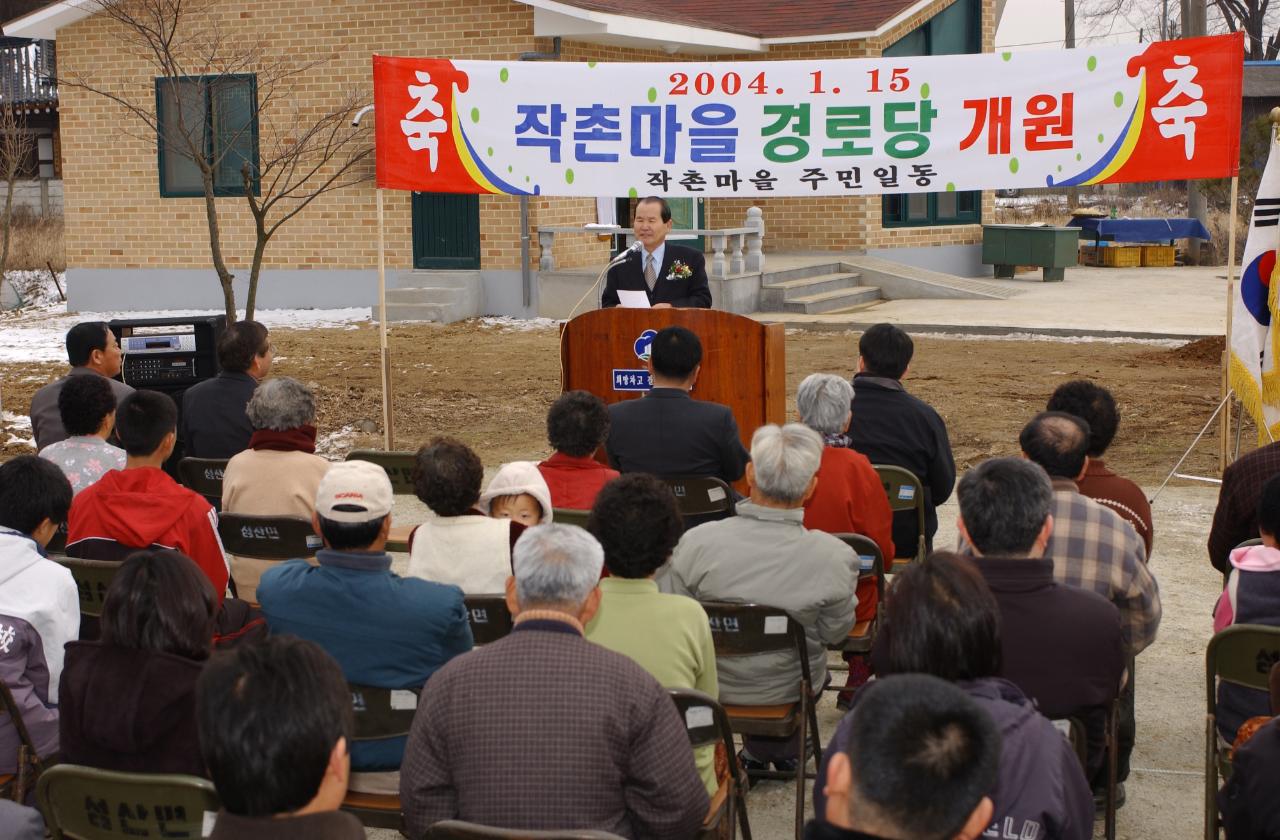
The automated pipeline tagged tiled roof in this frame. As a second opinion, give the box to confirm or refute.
[552,0,924,38]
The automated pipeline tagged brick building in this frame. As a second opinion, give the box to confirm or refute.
[5,0,999,316]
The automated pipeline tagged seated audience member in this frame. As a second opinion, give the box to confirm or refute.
[1218,664,1280,840]
[958,457,1125,780]
[605,326,749,486]
[844,323,955,560]
[664,423,857,771]
[585,473,719,795]
[198,637,365,839]
[537,390,619,509]
[0,457,77,778]
[1211,437,1280,574]
[828,553,1093,840]
[67,390,231,600]
[1011,411,1159,800]
[182,320,273,459]
[400,524,708,839]
[407,436,522,593]
[478,460,553,526]
[797,373,894,638]
[257,460,472,794]
[38,373,125,494]
[30,321,133,450]
[1048,381,1154,556]
[59,550,214,777]
[221,377,330,601]
[0,801,43,840]
[808,674,999,840]
[1213,473,1280,741]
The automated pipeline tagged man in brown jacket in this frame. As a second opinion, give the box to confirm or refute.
[400,523,708,839]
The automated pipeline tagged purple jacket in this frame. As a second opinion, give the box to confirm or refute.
[0,614,59,773]
[815,677,1093,840]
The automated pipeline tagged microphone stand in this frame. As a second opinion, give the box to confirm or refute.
[565,245,639,320]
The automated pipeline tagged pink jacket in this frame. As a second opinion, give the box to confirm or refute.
[1215,544,1280,631]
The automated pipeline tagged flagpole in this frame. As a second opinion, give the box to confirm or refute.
[377,186,393,450]
[1221,171,1239,473]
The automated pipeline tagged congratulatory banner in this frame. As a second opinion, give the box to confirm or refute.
[372,33,1243,198]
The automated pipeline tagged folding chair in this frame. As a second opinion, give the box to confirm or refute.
[177,457,228,509]
[700,601,820,840]
[340,683,418,831]
[553,508,591,529]
[53,555,122,640]
[873,464,927,573]
[216,513,321,561]
[464,595,514,645]
[37,763,219,840]
[0,678,43,803]
[669,688,752,840]
[1052,699,1119,840]
[425,822,628,839]
[1204,623,1280,840]
[346,449,419,495]
[832,533,885,657]
[662,476,735,531]
[45,522,67,555]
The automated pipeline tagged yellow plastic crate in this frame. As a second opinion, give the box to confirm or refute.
[1141,245,1176,267]
[1099,246,1142,267]
[1078,245,1101,266]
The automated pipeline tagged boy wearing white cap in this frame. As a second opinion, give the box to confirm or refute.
[256,460,473,795]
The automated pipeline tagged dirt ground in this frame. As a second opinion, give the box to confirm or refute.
[2,321,1230,478]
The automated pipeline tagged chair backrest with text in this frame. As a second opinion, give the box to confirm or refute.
[177,457,228,508]
[464,595,515,645]
[37,763,219,840]
[874,464,927,571]
[217,513,322,561]
[346,449,418,495]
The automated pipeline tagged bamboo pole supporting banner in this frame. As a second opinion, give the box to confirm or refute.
[1221,173,1239,474]
[377,187,393,450]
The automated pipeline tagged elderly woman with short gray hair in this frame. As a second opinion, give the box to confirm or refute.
[221,377,331,601]
[797,372,896,704]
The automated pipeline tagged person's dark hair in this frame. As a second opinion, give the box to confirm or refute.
[880,552,1002,682]
[1046,380,1120,457]
[316,514,388,551]
[858,323,914,380]
[58,372,118,437]
[547,390,611,457]
[114,389,178,457]
[197,636,352,817]
[216,320,269,373]
[1019,411,1091,480]
[1258,474,1280,538]
[636,195,672,223]
[66,322,111,367]
[99,550,215,661]
[587,474,684,578]
[843,673,1000,840]
[957,458,1053,556]
[650,325,702,380]
[412,436,483,516]
[0,456,72,534]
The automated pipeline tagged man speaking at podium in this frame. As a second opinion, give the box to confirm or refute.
[601,197,712,310]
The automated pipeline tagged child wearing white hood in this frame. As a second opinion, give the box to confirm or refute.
[478,461,554,527]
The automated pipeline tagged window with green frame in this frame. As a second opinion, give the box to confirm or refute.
[882,0,981,227]
[156,75,259,197]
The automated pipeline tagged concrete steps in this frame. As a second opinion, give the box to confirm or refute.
[374,271,482,323]
[758,261,884,314]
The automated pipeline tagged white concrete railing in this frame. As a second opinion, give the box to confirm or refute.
[537,206,766,278]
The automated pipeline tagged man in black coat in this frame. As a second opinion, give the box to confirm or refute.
[845,323,955,558]
[601,196,712,310]
[181,320,273,459]
[605,326,748,486]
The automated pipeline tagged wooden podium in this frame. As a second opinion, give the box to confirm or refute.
[559,308,786,457]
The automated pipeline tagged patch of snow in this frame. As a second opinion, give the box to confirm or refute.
[316,425,358,461]
[4,435,34,449]
[477,316,559,332]
[1,411,34,450]
[2,411,31,430]
[0,305,371,364]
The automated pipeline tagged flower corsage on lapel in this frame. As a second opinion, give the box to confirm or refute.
[666,260,693,281]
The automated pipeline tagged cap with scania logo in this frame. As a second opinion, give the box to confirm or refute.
[314,460,394,523]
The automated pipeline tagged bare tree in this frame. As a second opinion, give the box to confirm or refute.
[0,104,34,283]
[241,93,372,320]
[63,0,367,321]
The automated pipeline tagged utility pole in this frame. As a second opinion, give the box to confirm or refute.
[1182,0,1208,263]
[1065,0,1080,210]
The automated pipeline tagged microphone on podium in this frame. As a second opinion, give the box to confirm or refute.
[605,240,644,268]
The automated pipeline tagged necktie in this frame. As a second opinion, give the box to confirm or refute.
[644,255,657,291]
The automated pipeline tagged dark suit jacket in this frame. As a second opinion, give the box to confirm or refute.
[400,621,708,840]
[606,388,749,484]
[602,243,712,308]
[845,374,955,556]
[181,371,257,459]
[29,368,134,451]
[1209,441,1280,572]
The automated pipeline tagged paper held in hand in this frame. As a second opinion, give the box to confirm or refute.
[618,290,650,309]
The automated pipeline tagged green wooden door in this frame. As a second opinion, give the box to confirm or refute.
[412,192,481,269]
[667,197,706,251]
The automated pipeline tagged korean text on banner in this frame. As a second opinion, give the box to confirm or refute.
[372,33,1243,198]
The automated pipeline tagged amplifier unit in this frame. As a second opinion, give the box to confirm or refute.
[109,316,225,389]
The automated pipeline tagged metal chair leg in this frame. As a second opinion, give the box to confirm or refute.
[1205,713,1219,840]
[795,693,808,840]
[1105,701,1118,840]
